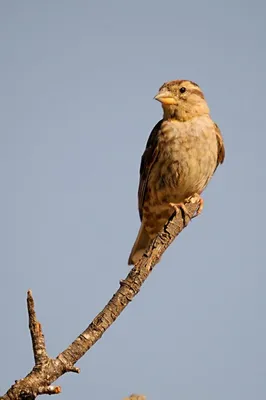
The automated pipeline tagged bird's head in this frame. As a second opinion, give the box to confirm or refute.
[154,80,210,121]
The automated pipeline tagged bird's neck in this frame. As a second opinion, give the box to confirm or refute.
[162,103,210,121]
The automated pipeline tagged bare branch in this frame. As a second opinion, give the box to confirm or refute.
[37,386,61,396]
[27,290,48,367]
[1,197,200,400]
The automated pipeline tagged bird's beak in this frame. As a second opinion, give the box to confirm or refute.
[154,90,177,105]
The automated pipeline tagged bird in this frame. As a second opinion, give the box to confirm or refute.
[128,79,225,265]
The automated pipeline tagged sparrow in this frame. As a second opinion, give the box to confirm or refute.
[128,80,225,265]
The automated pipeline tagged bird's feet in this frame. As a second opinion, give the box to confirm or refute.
[169,202,189,217]
[169,193,204,221]
[186,193,204,217]
[169,202,191,225]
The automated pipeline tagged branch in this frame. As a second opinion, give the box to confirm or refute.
[27,290,49,367]
[1,197,200,400]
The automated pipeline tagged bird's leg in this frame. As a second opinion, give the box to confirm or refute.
[169,202,189,216]
[169,193,204,221]
[185,193,204,218]
[169,202,191,225]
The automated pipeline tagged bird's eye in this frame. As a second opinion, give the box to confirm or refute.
[179,87,186,93]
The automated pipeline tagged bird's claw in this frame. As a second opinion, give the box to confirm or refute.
[184,193,204,218]
[169,202,191,225]
[170,194,204,222]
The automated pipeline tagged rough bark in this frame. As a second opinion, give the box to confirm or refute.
[1,197,200,400]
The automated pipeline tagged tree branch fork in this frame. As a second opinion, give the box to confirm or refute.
[1,197,200,400]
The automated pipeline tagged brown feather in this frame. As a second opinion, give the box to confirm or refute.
[214,123,225,170]
[138,120,162,220]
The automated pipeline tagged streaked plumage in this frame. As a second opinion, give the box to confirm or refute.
[128,80,225,265]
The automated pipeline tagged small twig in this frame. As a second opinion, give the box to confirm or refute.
[1,197,200,400]
[37,386,61,396]
[27,290,49,367]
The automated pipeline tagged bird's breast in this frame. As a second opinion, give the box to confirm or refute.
[146,116,218,205]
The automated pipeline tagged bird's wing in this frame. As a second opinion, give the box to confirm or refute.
[214,123,225,170]
[138,120,162,220]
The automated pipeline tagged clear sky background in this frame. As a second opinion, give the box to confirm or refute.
[1,1,265,399]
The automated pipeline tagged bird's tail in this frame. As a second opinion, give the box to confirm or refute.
[128,222,151,265]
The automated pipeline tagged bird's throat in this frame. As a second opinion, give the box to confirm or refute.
[162,105,180,120]
[162,104,210,122]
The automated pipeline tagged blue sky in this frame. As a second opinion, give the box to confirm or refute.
[1,1,265,399]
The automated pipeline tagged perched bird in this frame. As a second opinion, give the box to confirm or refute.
[128,80,225,265]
